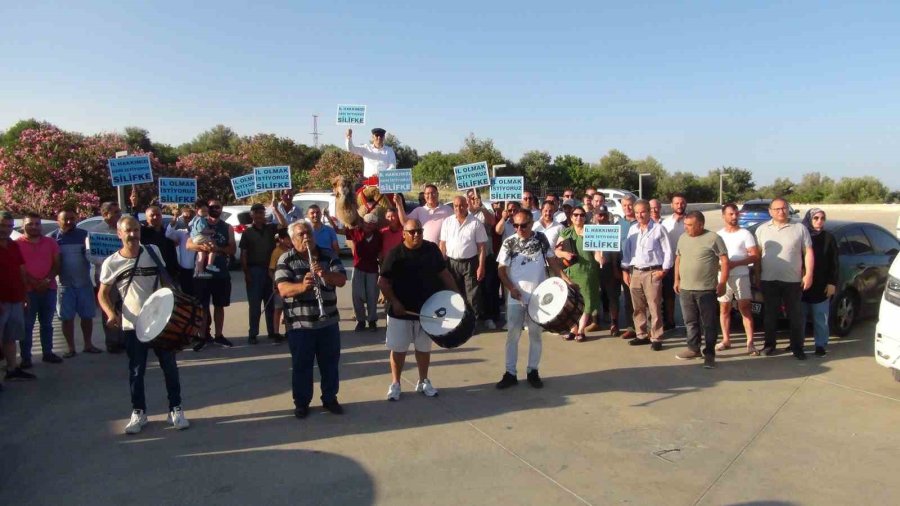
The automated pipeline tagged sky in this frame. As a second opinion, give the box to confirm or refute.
[1,0,899,189]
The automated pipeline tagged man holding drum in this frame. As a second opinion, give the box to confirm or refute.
[496,210,572,389]
[98,216,189,434]
[379,219,458,401]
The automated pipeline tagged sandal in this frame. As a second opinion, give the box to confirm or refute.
[747,346,760,356]
[609,324,619,337]
[83,347,103,354]
[63,351,77,359]
[564,333,575,341]
[574,333,586,342]
[715,342,731,352]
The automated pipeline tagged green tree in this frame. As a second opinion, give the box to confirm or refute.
[413,151,464,189]
[179,124,242,155]
[596,149,638,192]
[705,166,755,203]
[1,118,52,151]
[632,156,667,199]
[151,142,180,166]
[458,133,508,172]
[124,127,153,152]
[552,155,584,191]
[238,133,321,190]
[306,147,363,190]
[385,133,419,169]
[754,177,795,200]
[792,172,835,203]
[657,171,717,202]
[827,176,889,203]
[518,150,554,190]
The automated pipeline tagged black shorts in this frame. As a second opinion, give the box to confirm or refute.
[196,277,232,308]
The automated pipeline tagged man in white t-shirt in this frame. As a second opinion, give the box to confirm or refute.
[495,210,572,390]
[98,216,190,435]
[661,193,687,330]
[396,185,452,244]
[716,203,761,355]
[532,201,563,249]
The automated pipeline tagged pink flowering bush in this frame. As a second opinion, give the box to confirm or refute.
[172,151,252,204]
[307,148,362,190]
[0,126,171,218]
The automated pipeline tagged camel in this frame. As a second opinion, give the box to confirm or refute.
[331,175,390,228]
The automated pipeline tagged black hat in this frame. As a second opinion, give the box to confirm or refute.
[371,128,386,136]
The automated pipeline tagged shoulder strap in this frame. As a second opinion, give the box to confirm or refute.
[143,245,174,289]
[121,247,144,297]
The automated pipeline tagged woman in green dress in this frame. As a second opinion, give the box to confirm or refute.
[555,206,603,341]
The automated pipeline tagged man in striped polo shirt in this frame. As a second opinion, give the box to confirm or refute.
[275,221,348,419]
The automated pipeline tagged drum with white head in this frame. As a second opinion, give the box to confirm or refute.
[527,277,584,333]
[418,290,475,349]
[136,288,205,351]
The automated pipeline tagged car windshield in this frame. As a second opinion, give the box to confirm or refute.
[741,203,770,213]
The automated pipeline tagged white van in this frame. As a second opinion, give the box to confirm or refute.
[875,254,900,382]
[597,189,638,219]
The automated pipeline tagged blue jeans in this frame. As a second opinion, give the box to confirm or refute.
[287,324,341,408]
[802,299,831,347]
[246,265,274,338]
[22,290,57,361]
[124,330,182,411]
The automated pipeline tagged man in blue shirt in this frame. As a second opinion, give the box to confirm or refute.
[51,209,102,357]
[306,205,340,253]
[621,200,673,351]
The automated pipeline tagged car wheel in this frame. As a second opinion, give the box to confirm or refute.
[831,292,857,337]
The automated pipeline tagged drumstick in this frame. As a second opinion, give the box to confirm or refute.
[405,311,444,320]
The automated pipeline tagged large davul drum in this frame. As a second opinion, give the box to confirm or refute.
[527,277,584,333]
[418,290,475,349]
[135,288,206,352]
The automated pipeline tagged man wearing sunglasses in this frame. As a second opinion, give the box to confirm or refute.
[522,191,541,221]
[754,197,814,359]
[379,219,458,401]
[496,210,571,389]
[187,199,236,350]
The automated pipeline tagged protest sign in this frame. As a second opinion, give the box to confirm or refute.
[582,225,621,252]
[489,176,524,201]
[231,173,258,200]
[253,166,292,192]
[158,178,197,205]
[108,155,153,187]
[378,169,413,193]
[88,233,122,258]
[336,104,366,125]
[453,161,491,191]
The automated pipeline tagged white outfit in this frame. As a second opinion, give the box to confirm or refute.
[716,227,757,302]
[165,223,197,269]
[661,214,686,252]
[99,245,164,330]
[344,138,397,178]
[440,214,488,259]
[532,220,562,251]
[409,204,453,244]
[497,233,554,375]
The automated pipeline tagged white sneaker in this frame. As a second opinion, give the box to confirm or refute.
[168,406,190,430]
[415,378,439,397]
[205,264,220,273]
[484,319,497,330]
[124,409,148,434]
[386,382,401,401]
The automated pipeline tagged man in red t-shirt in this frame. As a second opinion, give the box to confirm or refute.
[340,213,383,332]
[0,211,37,384]
[17,212,62,366]
[379,208,403,262]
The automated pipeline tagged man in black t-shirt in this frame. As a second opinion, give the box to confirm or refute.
[379,219,457,401]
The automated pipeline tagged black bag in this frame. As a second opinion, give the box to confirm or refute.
[558,237,579,268]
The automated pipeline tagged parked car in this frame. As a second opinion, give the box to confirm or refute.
[77,213,174,231]
[220,205,252,266]
[597,189,638,219]
[875,254,900,381]
[742,220,900,336]
[738,199,799,228]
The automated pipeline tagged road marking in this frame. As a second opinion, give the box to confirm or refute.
[692,377,809,506]
[808,376,900,403]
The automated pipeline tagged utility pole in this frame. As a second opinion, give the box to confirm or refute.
[115,150,128,210]
[310,115,320,148]
[638,173,651,199]
[719,170,725,205]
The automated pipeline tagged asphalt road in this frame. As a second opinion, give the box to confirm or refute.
[2,205,899,505]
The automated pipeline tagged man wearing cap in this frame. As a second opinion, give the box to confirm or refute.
[239,199,287,344]
[338,212,383,332]
[345,128,397,180]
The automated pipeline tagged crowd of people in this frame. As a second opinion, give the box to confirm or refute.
[0,129,840,433]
